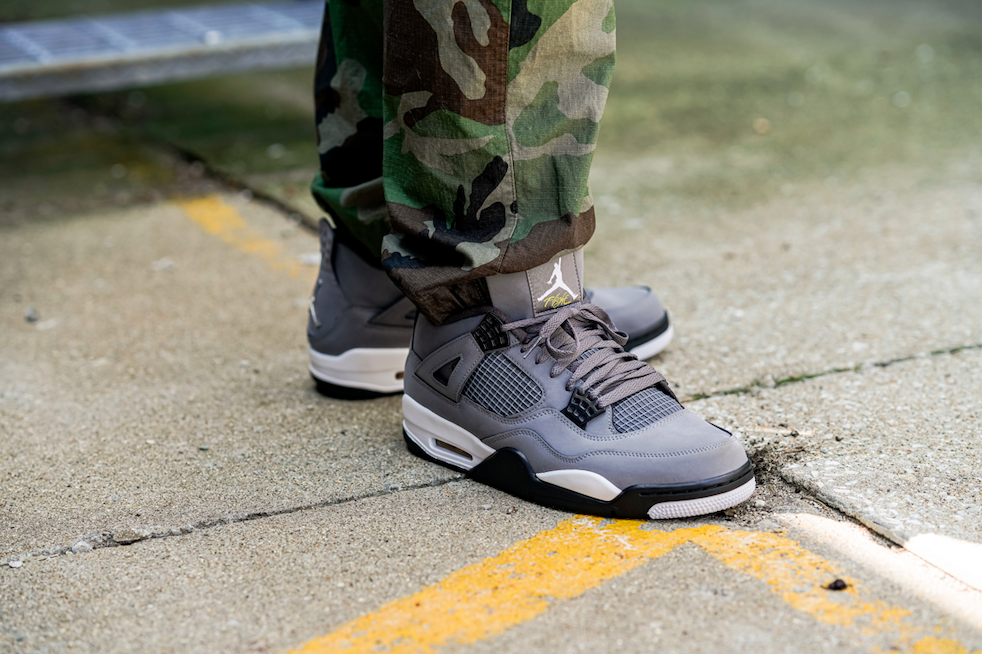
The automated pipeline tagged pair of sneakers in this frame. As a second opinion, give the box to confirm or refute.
[308,220,754,519]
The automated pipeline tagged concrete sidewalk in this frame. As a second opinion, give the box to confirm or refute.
[1,157,980,652]
[2,0,980,649]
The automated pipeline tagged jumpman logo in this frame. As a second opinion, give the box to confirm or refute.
[537,260,578,302]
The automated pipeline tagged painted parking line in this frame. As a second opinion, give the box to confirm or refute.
[175,195,303,278]
[287,517,976,654]
[288,518,712,654]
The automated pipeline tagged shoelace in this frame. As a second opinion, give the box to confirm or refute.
[501,303,671,409]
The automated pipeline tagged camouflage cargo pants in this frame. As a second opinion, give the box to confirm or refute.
[311,0,615,325]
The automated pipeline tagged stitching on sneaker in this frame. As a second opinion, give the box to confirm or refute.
[484,429,734,462]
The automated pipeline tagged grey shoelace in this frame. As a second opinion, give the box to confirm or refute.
[502,303,670,409]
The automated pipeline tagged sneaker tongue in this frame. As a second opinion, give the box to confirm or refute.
[485,250,585,320]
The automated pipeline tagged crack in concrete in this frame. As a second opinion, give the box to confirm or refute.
[690,341,982,549]
[161,140,321,234]
[680,342,982,403]
[4,475,463,566]
[60,96,321,235]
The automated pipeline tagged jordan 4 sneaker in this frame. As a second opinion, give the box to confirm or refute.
[307,220,417,398]
[307,220,674,398]
[401,251,755,519]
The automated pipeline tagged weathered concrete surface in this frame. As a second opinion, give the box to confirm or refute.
[587,164,982,399]
[1,178,979,654]
[2,167,980,600]
[692,348,981,544]
[0,197,458,559]
[690,347,982,589]
[1,1,980,649]
[585,160,982,588]
[1,483,978,654]
[0,484,555,654]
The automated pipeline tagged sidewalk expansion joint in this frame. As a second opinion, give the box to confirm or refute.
[692,341,981,551]
[162,139,321,234]
[679,342,981,403]
[5,475,464,567]
[60,96,321,235]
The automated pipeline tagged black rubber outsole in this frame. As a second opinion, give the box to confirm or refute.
[403,430,754,519]
[312,374,402,401]
[624,313,670,352]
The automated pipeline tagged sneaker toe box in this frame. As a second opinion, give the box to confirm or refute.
[520,409,750,490]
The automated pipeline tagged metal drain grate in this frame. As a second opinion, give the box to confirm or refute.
[0,0,324,101]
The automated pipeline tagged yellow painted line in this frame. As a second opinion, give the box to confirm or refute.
[694,529,912,632]
[175,195,303,277]
[287,518,976,654]
[288,517,718,653]
[692,529,971,652]
[909,637,980,654]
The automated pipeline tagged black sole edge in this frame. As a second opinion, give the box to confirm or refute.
[403,430,754,519]
[624,313,671,353]
[312,374,403,401]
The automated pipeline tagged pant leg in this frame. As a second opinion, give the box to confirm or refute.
[380,0,616,325]
[310,0,390,259]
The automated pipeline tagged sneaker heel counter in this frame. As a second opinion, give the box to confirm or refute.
[307,268,347,343]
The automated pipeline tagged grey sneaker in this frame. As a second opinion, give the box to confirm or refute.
[307,220,673,398]
[401,251,755,519]
[307,220,416,398]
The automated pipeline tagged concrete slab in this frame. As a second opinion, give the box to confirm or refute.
[467,541,976,654]
[690,348,982,584]
[0,68,317,228]
[1,483,978,654]
[585,166,982,398]
[0,196,458,559]
[776,511,982,629]
[0,99,204,227]
[0,483,556,654]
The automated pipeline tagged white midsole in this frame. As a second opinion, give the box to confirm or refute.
[629,323,674,360]
[536,469,623,501]
[403,397,623,501]
[402,395,495,470]
[309,346,408,393]
[407,396,753,515]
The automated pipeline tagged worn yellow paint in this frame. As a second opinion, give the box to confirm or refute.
[690,529,978,652]
[909,636,978,654]
[694,529,914,635]
[175,195,302,277]
[287,518,976,654]
[288,517,719,654]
